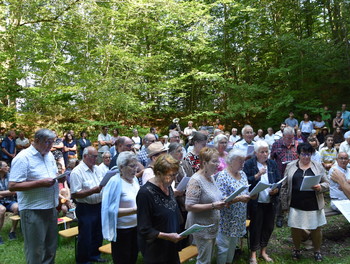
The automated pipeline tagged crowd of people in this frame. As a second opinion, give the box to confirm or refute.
[0,103,350,264]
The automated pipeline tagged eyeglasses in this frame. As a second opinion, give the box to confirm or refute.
[125,144,134,148]
[300,153,311,157]
[103,156,111,159]
[88,154,98,158]
[338,157,349,161]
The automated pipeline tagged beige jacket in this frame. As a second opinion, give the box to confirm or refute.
[281,160,329,210]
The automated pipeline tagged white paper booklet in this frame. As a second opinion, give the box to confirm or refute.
[270,177,287,190]
[176,177,191,192]
[179,224,215,237]
[300,175,321,191]
[224,185,250,202]
[249,181,271,197]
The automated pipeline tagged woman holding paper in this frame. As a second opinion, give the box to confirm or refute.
[101,151,140,264]
[137,154,184,264]
[216,148,251,264]
[281,143,329,262]
[186,147,227,264]
[243,141,280,264]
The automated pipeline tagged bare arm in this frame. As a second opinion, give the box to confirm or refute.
[185,201,226,213]
[71,186,101,199]
[331,169,350,199]
[9,178,56,191]
[118,207,137,217]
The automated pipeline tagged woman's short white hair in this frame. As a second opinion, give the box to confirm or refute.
[254,140,269,153]
[117,151,138,169]
[226,148,246,164]
[213,134,228,148]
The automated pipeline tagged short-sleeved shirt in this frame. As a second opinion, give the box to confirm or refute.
[98,133,112,153]
[184,152,200,173]
[70,162,103,204]
[185,172,223,239]
[320,147,337,164]
[270,138,298,175]
[9,145,58,210]
[329,165,350,200]
[0,173,16,204]
[285,118,299,128]
[1,137,16,160]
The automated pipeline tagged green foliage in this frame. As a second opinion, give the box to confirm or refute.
[0,0,349,132]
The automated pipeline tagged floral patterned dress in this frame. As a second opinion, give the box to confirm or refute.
[216,169,248,237]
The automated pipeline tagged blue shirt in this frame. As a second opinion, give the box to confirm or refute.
[1,137,16,160]
[342,111,350,129]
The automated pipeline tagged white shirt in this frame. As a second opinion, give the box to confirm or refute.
[329,165,350,200]
[229,135,241,143]
[15,137,30,147]
[257,162,270,203]
[233,139,255,156]
[70,162,103,204]
[339,141,350,157]
[98,133,112,153]
[9,145,58,210]
[274,131,283,141]
[265,134,275,148]
[184,127,197,137]
[118,177,139,228]
[98,163,109,177]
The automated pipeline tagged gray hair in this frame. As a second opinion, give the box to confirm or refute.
[117,151,138,169]
[168,142,182,153]
[102,151,111,158]
[241,125,253,135]
[337,152,349,158]
[254,140,269,153]
[283,127,295,136]
[169,130,179,138]
[82,146,95,157]
[226,148,246,164]
[213,134,228,148]
[34,128,55,142]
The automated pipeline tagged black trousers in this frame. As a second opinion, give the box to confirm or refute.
[111,227,138,264]
[75,202,103,263]
[249,203,275,251]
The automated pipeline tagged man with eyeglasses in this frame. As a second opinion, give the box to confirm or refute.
[271,126,299,227]
[9,128,58,264]
[98,151,111,176]
[137,134,156,167]
[70,146,106,263]
[329,152,350,207]
[169,130,187,156]
[233,125,255,158]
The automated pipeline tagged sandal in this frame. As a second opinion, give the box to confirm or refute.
[249,258,258,264]
[292,249,301,260]
[314,252,323,262]
[260,254,273,262]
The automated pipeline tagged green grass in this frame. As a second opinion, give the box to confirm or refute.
[1,213,350,264]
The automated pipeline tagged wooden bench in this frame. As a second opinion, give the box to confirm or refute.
[325,207,341,217]
[58,226,78,238]
[9,215,21,221]
[9,215,73,229]
[99,243,198,263]
[179,245,198,263]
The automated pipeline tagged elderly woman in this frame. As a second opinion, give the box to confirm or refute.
[102,151,140,264]
[281,143,329,262]
[141,141,168,185]
[137,154,184,264]
[184,132,208,173]
[213,134,229,172]
[185,147,227,264]
[216,149,251,264]
[243,141,280,264]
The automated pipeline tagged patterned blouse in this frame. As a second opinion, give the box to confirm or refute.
[185,172,223,239]
[216,169,249,238]
[184,152,200,173]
